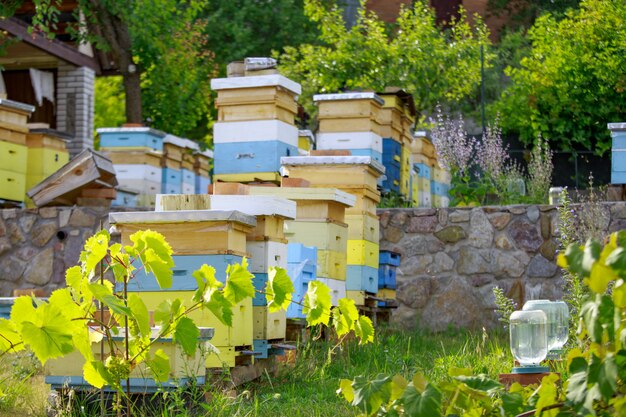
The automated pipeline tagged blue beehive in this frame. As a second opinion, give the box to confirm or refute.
[162,167,182,194]
[378,264,397,289]
[414,163,431,179]
[213,140,298,175]
[98,127,166,152]
[195,175,211,194]
[345,265,378,294]
[286,243,317,319]
[610,123,626,184]
[382,139,401,193]
[379,251,401,266]
[119,254,244,292]
[350,148,383,164]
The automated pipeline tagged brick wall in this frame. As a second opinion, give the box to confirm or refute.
[56,62,95,157]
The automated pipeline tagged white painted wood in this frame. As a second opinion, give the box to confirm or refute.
[209,195,296,219]
[608,123,626,131]
[117,178,161,195]
[313,92,384,105]
[211,75,301,95]
[96,127,166,137]
[248,186,356,207]
[114,164,161,181]
[109,210,257,226]
[316,132,382,153]
[213,120,298,146]
[316,278,346,306]
[281,156,385,175]
[246,241,288,273]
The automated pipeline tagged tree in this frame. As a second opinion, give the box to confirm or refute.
[278,0,492,116]
[495,0,626,154]
[201,0,320,72]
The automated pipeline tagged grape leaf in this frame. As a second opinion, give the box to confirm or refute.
[614,280,626,308]
[174,317,199,356]
[337,379,355,403]
[130,230,174,289]
[88,284,132,316]
[454,374,502,393]
[352,374,392,414]
[192,264,221,303]
[401,382,442,417]
[80,230,110,275]
[128,294,151,337]
[147,349,171,383]
[588,263,616,294]
[65,266,83,291]
[0,319,22,353]
[582,239,602,275]
[265,267,294,312]
[390,375,408,402]
[338,298,359,322]
[303,281,331,326]
[224,260,255,304]
[20,303,75,364]
[354,315,374,344]
[10,296,36,325]
[203,290,234,327]
[83,360,113,389]
[332,308,351,337]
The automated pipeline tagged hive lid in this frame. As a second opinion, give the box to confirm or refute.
[313,92,384,106]
[163,134,199,150]
[211,74,301,95]
[209,195,296,219]
[0,98,35,113]
[608,122,626,131]
[96,127,167,137]
[109,209,257,227]
[281,155,385,175]
[249,186,356,207]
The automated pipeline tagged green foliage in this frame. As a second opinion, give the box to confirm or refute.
[201,0,320,70]
[94,76,126,135]
[279,0,492,116]
[492,286,517,328]
[496,0,626,154]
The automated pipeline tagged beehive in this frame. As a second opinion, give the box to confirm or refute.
[286,243,317,319]
[45,327,213,392]
[98,127,166,152]
[0,100,34,202]
[298,129,315,153]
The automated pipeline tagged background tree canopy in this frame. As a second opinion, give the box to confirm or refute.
[494,0,626,154]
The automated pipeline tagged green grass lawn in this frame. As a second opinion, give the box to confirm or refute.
[0,325,512,416]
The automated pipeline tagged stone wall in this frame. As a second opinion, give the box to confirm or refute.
[0,206,109,296]
[379,203,625,332]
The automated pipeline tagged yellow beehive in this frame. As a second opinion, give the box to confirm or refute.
[318,118,383,136]
[249,187,356,224]
[217,100,297,125]
[345,213,380,242]
[0,170,26,201]
[282,157,385,191]
[346,290,366,306]
[163,142,184,162]
[284,220,347,252]
[433,166,452,184]
[215,86,296,107]
[411,136,436,159]
[0,140,28,174]
[317,98,383,122]
[104,150,162,167]
[417,176,431,192]
[377,288,396,300]
[137,291,253,348]
[411,171,419,207]
[298,130,315,152]
[205,346,239,368]
[213,172,282,184]
[414,153,436,169]
[342,185,381,215]
[253,307,286,340]
[317,249,347,280]
[45,328,210,382]
[109,211,256,257]
[347,240,379,269]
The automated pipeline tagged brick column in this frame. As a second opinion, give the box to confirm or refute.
[56,62,95,157]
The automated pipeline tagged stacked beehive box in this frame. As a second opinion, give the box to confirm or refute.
[208,194,296,359]
[412,131,450,207]
[46,328,213,393]
[211,74,301,184]
[298,130,315,155]
[286,243,317,319]
[0,99,34,203]
[24,130,70,194]
[99,127,166,207]
[280,156,384,306]
[432,164,451,208]
[194,149,213,194]
[314,93,384,164]
[377,251,400,308]
[109,210,256,369]
[379,91,416,200]
[610,123,626,184]
[249,186,356,306]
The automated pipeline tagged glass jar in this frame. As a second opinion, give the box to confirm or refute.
[549,187,564,205]
[523,299,558,351]
[553,301,570,350]
[510,309,548,366]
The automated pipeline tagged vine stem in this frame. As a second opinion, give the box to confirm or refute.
[515,403,564,417]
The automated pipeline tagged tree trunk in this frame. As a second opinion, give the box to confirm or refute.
[121,67,142,124]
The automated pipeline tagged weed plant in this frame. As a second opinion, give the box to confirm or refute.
[0,350,47,417]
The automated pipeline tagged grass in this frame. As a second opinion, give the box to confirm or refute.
[0,350,48,417]
[1,325,512,416]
